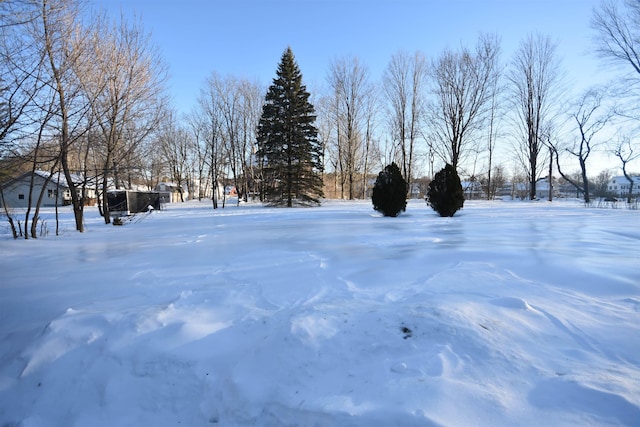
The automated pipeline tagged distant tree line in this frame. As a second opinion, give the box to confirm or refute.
[1,0,639,237]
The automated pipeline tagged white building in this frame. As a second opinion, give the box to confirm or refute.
[155,182,189,203]
[461,180,483,199]
[1,171,70,208]
[607,176,640,198]
[1,171,105,209]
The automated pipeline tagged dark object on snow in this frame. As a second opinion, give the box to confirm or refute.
[400,326,413,339]
[107,190,161,217]
[372,162,408,217]
[426,164,464,217]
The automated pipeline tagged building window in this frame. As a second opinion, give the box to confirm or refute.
[18,194,24,200]
[47,189,57,198]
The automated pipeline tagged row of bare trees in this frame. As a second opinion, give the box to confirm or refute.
[313,26,634,204]
[591,0,640,202]
[1,0,167,236]
[316,32,573,202]
[316,0,640,203]
[516,0,640,205]
[185,74,263,208]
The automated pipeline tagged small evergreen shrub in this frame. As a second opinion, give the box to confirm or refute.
[372,162,408,217]
[426,164,464,217]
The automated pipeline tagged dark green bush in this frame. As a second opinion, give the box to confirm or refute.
[372,162,408,217]
[426,164,464,217]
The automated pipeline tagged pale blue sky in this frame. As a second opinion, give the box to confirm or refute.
[93,0,607,116]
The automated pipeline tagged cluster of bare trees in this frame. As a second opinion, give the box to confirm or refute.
[316,31,612,205]
[591,0,640,202]
[318,33,515,202]
[383,51,428,195]
[186,74,263,208]
[317,0,640,204]
[508,34,562,202]
[523,0,640,205]
[325,56,377,200]
[1,0,167,236]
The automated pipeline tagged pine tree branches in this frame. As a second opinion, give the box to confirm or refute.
[256,47,323,207]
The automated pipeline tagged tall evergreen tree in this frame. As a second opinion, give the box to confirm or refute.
[256,47,323,207]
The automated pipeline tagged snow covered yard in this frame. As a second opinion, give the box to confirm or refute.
[1,199,639,426]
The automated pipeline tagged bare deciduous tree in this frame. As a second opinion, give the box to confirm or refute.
[137,135,165,192]
[428,34,501,174]
[614,135,639,203]
[193,74,262,207]
[313,93,334,196]
[483,36,504,200]
[552,89,611,203]
[158,112,191,202]
[211,74,242,205]
[0,0,39,28]
[327,56,374,199]
[197,76,225,208]
[0,0,47,238]
[383,50,428,188]
[38,0,92,232]
[79,12,167,223]
[184,109,211,201]
[592,0,640,79]
[0,9,42,148]
[237,78,263,202]
[592,0,640,177]
[508,33,562,200]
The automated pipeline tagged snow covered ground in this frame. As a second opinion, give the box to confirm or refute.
[1,199,639,426]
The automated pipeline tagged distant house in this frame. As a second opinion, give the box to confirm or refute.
[461,180,483,200]
[0,171,101,209]
[494,177,561,200]
[155,182,189,203]
[408,182,421,199]
[534,177,563,200]
[607,176,640,198]
[190,177,222,201]
[1,171,70,208]
[225,185,238,197]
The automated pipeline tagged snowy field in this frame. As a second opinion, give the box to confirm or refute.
[1,199,639,426]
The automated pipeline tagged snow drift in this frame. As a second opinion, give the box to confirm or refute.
[1,199,639,426]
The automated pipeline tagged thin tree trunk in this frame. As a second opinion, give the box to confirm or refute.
[548,145,553,202]
[0,183,18,239]
[580,158,590,204]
